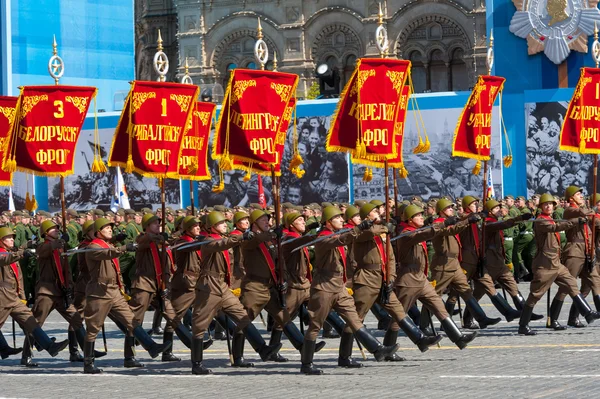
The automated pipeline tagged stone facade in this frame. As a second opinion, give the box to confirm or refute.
[136,0,488,98]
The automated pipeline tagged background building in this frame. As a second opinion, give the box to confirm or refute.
[136,0,487,98]
[0,0,134,111]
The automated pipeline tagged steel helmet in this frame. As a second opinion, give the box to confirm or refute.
[205,211,226,228]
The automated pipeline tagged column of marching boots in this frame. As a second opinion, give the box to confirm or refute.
[0,331,22,359]
[147,309,164,336]
[192,313,281,373]
[566,295,600,328]
[455,292,543,329]
[21,325,106,367]
[422,297,500,334]
[519,294,600,335]
[17,328,69,367]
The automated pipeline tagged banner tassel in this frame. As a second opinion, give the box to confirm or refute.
[31,195,38,211]
[125,156,135,174]
[4,157,16,173]
[25,192,31,211]
[413,137,424,154]
[289,153,303,170]
[220,154,233,171]
[399,165,409,178]
[243,170,252,182]
[503,155,513,168]
[91,156,108,174]
[422,136,431,153]
[291,167,305,179]
[472,160,482,175]
[363,168,370,182]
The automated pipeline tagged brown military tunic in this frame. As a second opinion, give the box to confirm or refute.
[344,225,406,333]
[171,232,202,325]
[525,215,579,307]
[343,222,358,287]
[390,222,450,330]
[480,215,522,297]
[191,233,251,339]
[429,219,473,297]
[556,205,595,301]
[239,231,291,326]
[128,233,177,334]
[32,239,83,329]
[305,227,364,341]
[84,239,136,341]
[280,232,313,321]
[230,229,246,289]
[73,239,93,317]
[0,248,39,333]
[581,215,600,298]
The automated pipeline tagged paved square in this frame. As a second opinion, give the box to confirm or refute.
[2,283,600,398]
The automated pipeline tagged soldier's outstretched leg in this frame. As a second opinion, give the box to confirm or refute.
[0,331,22,359]
[439,318,478,349]
[191,337,211,375]
[489,293,521,322]
[465,298,501,328]
[83,340,102,374]
[512,292,544,320]
[572,294,600,324]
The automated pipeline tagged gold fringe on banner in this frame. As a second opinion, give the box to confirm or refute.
[472,160,482,175]
[125,156,135,174]
[91,97,108,173]
[399,164,409,178]
[243,169,252,182]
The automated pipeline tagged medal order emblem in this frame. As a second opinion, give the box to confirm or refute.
[510,0,600,64]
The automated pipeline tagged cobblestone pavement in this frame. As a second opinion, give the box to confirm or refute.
[2,283,600,398]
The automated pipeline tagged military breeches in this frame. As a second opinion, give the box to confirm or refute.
[555,257,584,301]
[449,262,497,304]
[239,285,291,327]
[84,290,137,341]
[170,287,196,325]
[128,288,178,334]
[504,239,514,268]
[273,287,310,332]
[0,302,39,333]
[431,267,474,301]
[73,291,86,318]
[392,283,449,329]
[486,262,519,297]
[580,264,600,297]
[526,264,580,307]
[32,293,83,330]
[305,288,363,341]
[191,289,251,339]
[343,283,407,333]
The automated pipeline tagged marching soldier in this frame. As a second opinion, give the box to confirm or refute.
[513,196,535,280]
[343,203,442,366]
[578,193,600,313]
[551,186,598,329]
[230,211,250,289]
[300,206,400,375]
[20,220,96,367]
[121,209,141,291]
[190,211,280,374]
[0,227,69,362]
[518,194,600,335]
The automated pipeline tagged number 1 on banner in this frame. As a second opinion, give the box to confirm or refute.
[161,98,167,117]
[596,82,600,100]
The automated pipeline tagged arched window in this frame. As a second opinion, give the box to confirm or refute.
[246,61,257,70]
[344,55,357,88]
[451,48,468,91]
[429,49,448,92]
[409,51,426,93]
[223,63,237,88]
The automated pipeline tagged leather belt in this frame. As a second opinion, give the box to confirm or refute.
[202,270,227,280]
[570,239,586,243]
[96,277,118,285]
[0,281,16,289]
[357,263,382,270]
[183,270,200,278]
[246,274,273,285]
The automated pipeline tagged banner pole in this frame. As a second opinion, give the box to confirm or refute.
[271,165,286,309]
[190,180,195,214]
[384,161,391,287]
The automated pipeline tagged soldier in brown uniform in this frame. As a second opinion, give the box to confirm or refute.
[230,211,249,289]
[392,204,488,343]
[190,211,280,374]
[518,194,600,335]
[342,203,442,366]
[83,218,170,373]
[552,186,597,329]
[300,206,401,375]
[127,213,192,365]
[0,227,69,362]
[21,220,91,367]
[578,193,600,314]
[239,209,312,354]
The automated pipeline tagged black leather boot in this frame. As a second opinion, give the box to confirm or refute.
[191,338,211,375]
[83,341,103,374]
[20,338,37,367]
[337,332,363,368]
[124,335,144,368]
[371,303,392,331]
[512,293,544,320]
[147,309,163,335]
[133,325,171,359]
[462,308,480,329]
[174,323,198,349]
[354,326,399,361]
[243,324,281,361]
[548,299,566,330]
[232,333,254,367]
[518,305,537,335]
[284,321,325,352]
[419,307,435,336]
[325,311,346,335]
[267,330,288,362]
[68,329,83,362]
[383,329,406,361]
[161,331,181,361]
[266,314,274,332]
[0,331,22,359]
[572,294,600,324]
[465,297,501,328]
[444,300,456,319]
[75,327,106,359]
[32,327,69,357]
[398,317,442,353]
[593,295,600,312]
[322,321,340,338]
[567,303,585,328]
[407,304,421,325]
[300,340,323,375]
[440,318,478,349]
[183,308,193,330]
[490,294,521,322]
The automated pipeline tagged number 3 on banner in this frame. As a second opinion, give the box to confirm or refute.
[161,98,167,117]
[54,100,64,119]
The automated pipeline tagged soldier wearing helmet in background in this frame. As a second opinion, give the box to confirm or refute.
[230,211,250,289]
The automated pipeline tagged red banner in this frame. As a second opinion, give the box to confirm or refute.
[353,85,411,171]
[109,81,199,178]
[213,69,298,166]
[2,86,96,177]
[560,67,600,154]
[327,58,411,161]
[0,96,17,186]
[452,75,505,162]
[178,101,216,181]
